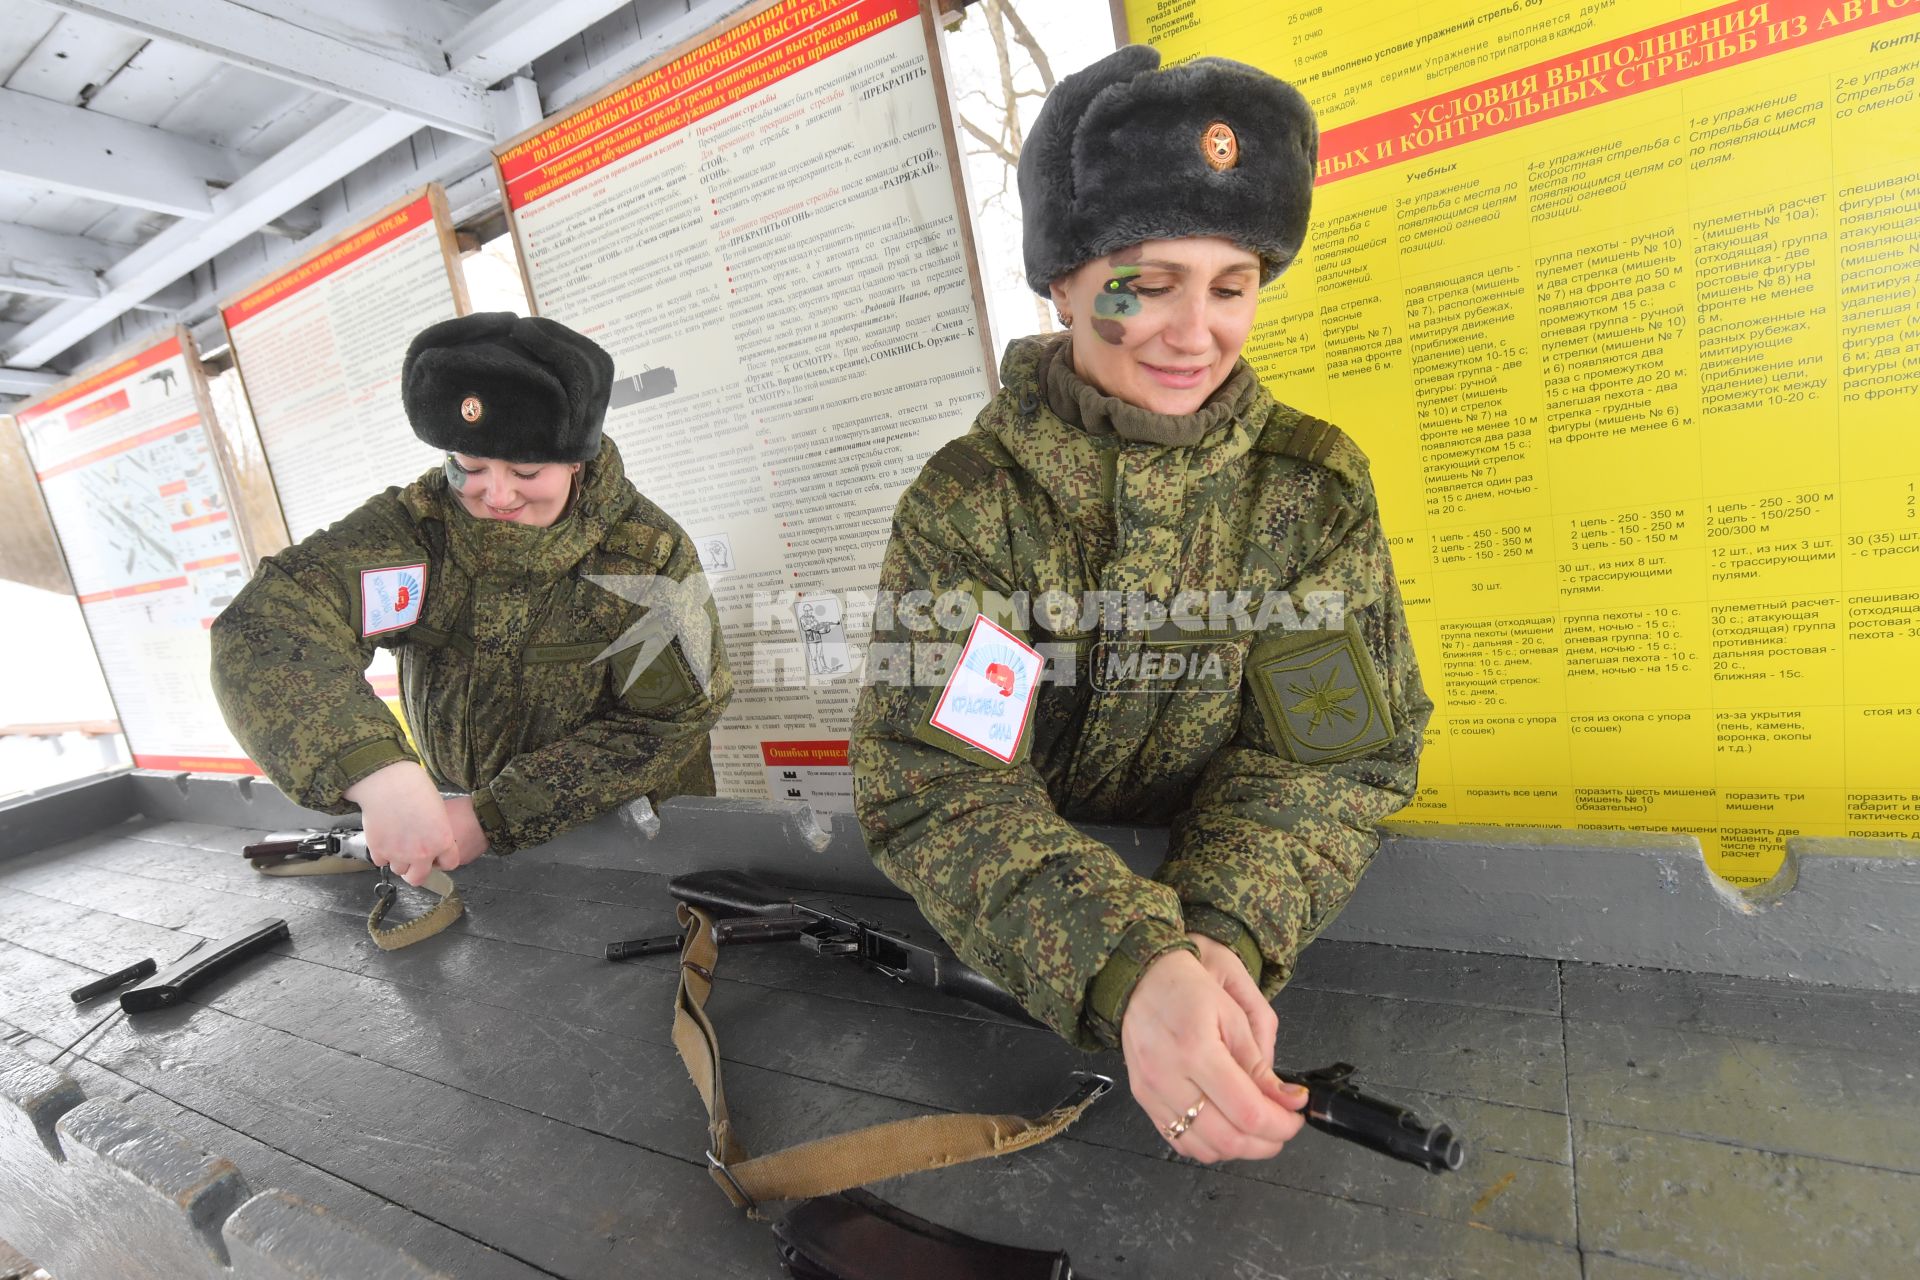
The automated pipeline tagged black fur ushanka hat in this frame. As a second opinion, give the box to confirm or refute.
[1018,45,1319,293]
[402,312,614,464]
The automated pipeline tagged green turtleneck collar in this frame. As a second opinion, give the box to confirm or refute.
[1037,335,1257,447]
[404,436,636,581]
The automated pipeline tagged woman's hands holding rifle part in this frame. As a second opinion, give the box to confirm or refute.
[1119,936,1308,1164]
[344,762,488,884]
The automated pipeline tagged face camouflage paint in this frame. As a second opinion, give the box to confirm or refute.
[445,455,468,489]
[1091,248,1145,346]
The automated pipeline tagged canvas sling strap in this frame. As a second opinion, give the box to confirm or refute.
[254,857,464,951]
[669,902,1111,1216]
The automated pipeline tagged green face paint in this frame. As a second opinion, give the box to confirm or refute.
[1091,263,1143,346]
[445,455,468,490]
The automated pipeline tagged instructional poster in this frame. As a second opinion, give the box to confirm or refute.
[497,0,994,808]
[223,187,468,544]
[16,332,256,773]
[223,187,468,714]
[1127,0,1920,879]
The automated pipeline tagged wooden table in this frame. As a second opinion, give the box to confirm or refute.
[3,811,1917,1278]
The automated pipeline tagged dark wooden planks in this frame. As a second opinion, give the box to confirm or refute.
[0,914,1587,1279]
[1565,1019,1920,1175]
[1564,961,1920,1173]
[1562,961,1920,1059]
[1290,939,1563,1017]
[0,844,672,1025]
[1574,1119,1920,1279]
[868,1133,1583,1280]
[0,1021,546,1280]
[1561,961,1920,1275]
[0,825,1589,1243]
[0,827,1589,1265]
[0,940,779,1279]
[1581,1254,1707,1279]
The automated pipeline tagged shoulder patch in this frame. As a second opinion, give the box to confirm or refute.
[1256,412,1370,491]
[397,474,438,522]
[1265,414,1342,465]
[598,520,667,569]
[925,435,1011,485]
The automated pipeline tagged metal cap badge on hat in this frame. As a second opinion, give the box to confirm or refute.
[1202,122,1239,171]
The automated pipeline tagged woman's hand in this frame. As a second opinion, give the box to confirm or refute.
[1120,948,1307,1164]
[343,761,454,887]
[1187,932,1279,1076]
[438,796,492,871]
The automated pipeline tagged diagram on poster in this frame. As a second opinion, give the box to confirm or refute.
[17,332,255,773]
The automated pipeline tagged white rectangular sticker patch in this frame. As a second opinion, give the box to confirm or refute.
[361,563,427,637]
[928,615,1043,763]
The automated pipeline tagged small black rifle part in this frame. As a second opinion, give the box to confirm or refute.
[68,958,158,1003]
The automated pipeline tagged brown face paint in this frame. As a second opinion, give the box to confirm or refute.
[445,455,468,490]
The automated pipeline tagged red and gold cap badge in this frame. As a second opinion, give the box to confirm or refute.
[460,395,484,423]
[1202,121,1239,172]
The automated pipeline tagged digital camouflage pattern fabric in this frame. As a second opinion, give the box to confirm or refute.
[212,438,731,853]
[851,336,1431,1050]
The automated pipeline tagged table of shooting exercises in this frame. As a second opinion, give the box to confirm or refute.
[3,775,1918,1280]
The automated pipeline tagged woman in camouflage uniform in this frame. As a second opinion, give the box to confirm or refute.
[212,314,731,887]
[851,49,1431,1163]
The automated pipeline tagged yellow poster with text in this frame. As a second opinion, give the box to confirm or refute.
[1127,0,1920,881]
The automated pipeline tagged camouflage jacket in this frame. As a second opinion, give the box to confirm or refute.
[851,336,1431,1049]
[211,438,731,853]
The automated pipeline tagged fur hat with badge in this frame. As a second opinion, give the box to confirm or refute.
[402,312,614,463]
[1018,44,1320,293]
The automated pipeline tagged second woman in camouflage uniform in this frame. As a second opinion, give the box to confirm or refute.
[213,314,730,886]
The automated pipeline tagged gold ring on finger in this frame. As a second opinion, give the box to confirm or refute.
[1163,1096,1208,1141]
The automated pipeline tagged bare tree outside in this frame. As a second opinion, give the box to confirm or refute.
[953,2,1055,178]
[942,1,1115,355]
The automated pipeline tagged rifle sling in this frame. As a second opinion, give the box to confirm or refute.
[254,856,463,951]
[671,903,1105,1217]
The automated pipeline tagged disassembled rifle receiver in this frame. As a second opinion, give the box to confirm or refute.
[242,828,373,866]
[607,868,1039,1026]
